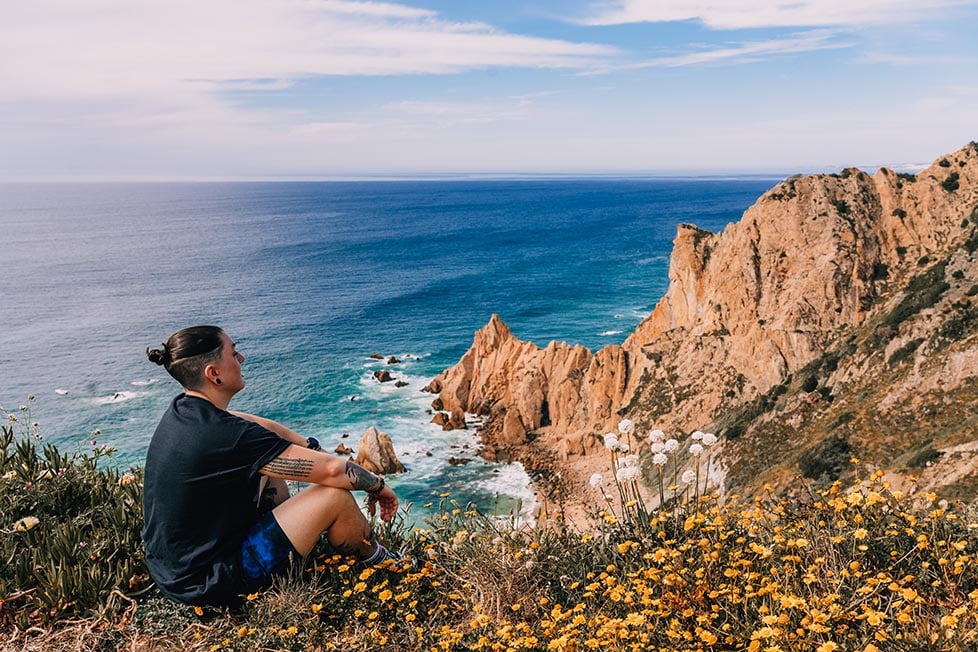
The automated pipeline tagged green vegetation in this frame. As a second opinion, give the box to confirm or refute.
[1,403,145,629]
[939,158,952,168]
[831,199,850,216]
[904,443,943,469]
[798,435,850,482]
[4,412,978,651]
[887,338,924,367]
[942,172,961,192]
[878,261,950,332]
[964,205,978,254]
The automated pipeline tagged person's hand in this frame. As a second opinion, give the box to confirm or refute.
[367,484,398,522]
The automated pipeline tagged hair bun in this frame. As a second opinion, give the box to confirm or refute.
[146,346,171,366]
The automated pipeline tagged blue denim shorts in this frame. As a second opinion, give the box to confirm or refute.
[240,511,300,584]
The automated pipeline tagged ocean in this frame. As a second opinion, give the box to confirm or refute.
[0,178,776,520]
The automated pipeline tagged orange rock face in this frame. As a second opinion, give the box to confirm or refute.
[429,143,978,502]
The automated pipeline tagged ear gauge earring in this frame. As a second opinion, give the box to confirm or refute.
[215,378,222,385]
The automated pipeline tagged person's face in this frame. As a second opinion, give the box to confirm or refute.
[211,331,246,394]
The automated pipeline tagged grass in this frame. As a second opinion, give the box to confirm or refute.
[3,411,978,651]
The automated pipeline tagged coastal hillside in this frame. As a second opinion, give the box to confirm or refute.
[426,142,978,508]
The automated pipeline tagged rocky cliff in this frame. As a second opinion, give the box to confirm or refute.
[427,143,978,507]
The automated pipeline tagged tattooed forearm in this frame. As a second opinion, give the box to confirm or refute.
[262,457,315,479]
[345,461,384,493]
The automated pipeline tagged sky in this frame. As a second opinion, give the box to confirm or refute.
[2,0,977,180]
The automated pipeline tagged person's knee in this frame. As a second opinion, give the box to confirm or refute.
[308,484,356,507]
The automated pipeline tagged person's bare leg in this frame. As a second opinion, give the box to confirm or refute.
[260,477,291,509]
[271,484,374,559]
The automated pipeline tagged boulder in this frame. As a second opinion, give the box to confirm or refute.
[334,443,354,455]
[422,379,442,393]
[387,356,401,364]
[394,380,409,388]
[354,426,405,475]
[369,353,384,360]
[431,412,449,427]
[449,408,467,430]
[373,370,393,383]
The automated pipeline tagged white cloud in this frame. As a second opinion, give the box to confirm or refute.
[583,29,850,73]
[0,0,620,178]
[0,0,614,105]
[582,0,978,28]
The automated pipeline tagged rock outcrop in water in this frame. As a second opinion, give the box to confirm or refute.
[429,142,978,506]
[354,426,406,475]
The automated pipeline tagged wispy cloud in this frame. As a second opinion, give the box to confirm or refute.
[581,0,978,28]
[583,29,850,73]
[384,97,538,128]
[0,0,615,105]
[0,0,622,177]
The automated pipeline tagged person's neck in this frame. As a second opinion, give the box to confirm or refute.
[183,388,230,411]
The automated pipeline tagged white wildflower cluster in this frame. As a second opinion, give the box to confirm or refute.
[615,453,641,483]
[590,421,721,491]
[687,430,718,457]
[603,432,629,452]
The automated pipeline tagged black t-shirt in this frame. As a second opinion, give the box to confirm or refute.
[141,394,291,605]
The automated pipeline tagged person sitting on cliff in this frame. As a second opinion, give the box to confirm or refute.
[142,325,401,607]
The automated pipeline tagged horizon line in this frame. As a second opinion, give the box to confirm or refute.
[0,163,930,185]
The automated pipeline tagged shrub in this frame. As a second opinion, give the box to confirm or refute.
[5,414,978,652]
[798,435,851,482]
[0,403,148,629]
[888,337,924,366]
[939,158,952,167]
[832,199,851,215]
[905,444,942,469]
[879,261,950,332]
[892,208,907,219]
[942,172,961,192]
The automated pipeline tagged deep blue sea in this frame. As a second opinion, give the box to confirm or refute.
[0,178,775,519]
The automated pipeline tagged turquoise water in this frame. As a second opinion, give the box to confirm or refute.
[0,178,775,517]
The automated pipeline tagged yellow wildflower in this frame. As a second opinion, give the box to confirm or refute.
[13,516,39,532]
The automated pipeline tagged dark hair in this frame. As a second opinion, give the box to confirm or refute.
[147,325,225,390]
